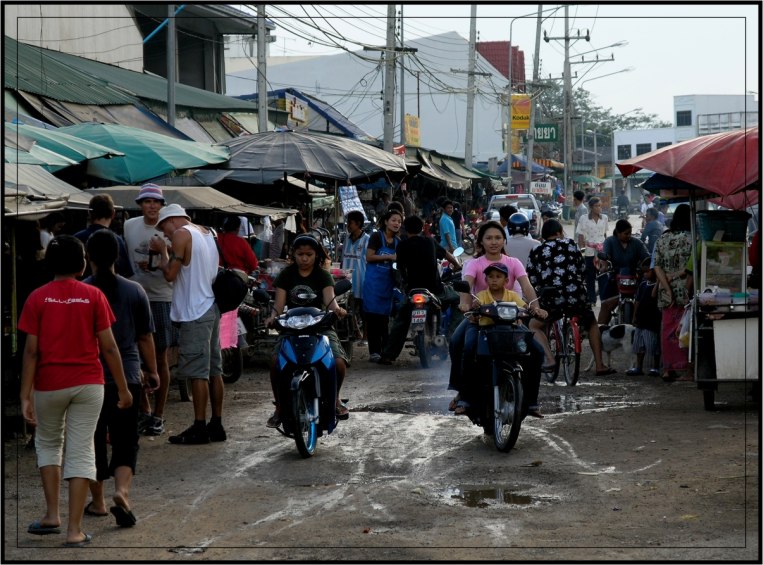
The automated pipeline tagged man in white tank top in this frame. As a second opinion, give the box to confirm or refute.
[150,204,226,445]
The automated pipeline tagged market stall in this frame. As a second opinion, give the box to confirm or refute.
[617,127,759,409]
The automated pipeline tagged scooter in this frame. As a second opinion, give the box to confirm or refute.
[453,280,539,453]
[269,278,352,458]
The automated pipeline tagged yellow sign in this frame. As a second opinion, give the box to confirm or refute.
[404,114,420,146]
[510,94,531,129]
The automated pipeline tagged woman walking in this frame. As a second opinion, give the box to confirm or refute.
[652,203,693,381]
[18,235,132,547]
[362,209,403,362]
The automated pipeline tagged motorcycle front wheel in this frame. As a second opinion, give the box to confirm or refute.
[493,370,523,453]
[221,347,243,384]
[292,379,318,458]
[621,301,634,326]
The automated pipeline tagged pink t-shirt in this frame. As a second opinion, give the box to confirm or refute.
[463,255,526,294]
[18,279,115,391]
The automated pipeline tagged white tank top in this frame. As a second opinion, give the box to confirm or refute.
[170,225,219,322]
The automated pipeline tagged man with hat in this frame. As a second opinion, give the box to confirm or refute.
[123,184,176,437]
[149,203,226,445]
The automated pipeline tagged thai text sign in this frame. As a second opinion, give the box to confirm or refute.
[530,181,552,195]
[533,124,559,143]
[510,94,531,129]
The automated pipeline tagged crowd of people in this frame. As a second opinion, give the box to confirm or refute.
[17,182,712,546]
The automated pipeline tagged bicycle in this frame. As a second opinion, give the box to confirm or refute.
[537,288,582,386]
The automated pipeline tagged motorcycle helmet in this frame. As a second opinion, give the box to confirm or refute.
[507,212,530,236]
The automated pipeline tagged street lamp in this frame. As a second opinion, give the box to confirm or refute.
[506,6,563,187]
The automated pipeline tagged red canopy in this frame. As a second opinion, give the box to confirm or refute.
[616,127,759,197]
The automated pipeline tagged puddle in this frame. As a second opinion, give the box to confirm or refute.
[443,486,534,508]
[353,398,444,415]
[551,394,648,414]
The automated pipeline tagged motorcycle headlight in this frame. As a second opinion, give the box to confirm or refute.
[514,335,528,353]
[282,313,324,330]
[496,304,519,321]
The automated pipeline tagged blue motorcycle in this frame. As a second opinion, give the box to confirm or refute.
[271,288,349,457]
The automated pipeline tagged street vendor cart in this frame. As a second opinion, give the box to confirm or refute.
[692,211,759,410]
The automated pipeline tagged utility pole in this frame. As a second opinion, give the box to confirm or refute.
[383,4,396,153]
[167,4,176,127]
[257,4,268,132]
[544,8,589,201]
[464,5,477,169]
[398,6,405,145]
[524,5,543,191]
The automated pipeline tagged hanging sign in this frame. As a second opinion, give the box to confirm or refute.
[338,185,366,220]
[530,181,553,195]
[510,94,531,129]
[533,123,559,143]
[404,114,421,147]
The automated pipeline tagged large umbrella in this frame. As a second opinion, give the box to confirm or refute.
[572,174,607,186]
[6,123,125,162]
[208,129,407,185]
[56,123,230,184]
[617,126,758,196]
[4,128,79,169]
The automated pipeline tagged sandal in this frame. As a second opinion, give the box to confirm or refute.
[266,411,281,428]
[595,367,617,376]
[454,400,470,415]
[448,395,461,412]
[527,408,544,418]
[335,401,350,420]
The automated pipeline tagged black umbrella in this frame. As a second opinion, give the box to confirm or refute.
[206,130,407,185]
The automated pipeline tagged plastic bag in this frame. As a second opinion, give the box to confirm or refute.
[677,306,692,349]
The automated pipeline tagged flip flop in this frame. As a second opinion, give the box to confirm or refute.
[84,501,108,517]
[527,408,545,418]
[336,401,350,420]
[27,521,61,535]
[63,533,92,547]
[454,400,470,415]
[595,367,617,376]
[110,505,137,528]
[448,396,460,411]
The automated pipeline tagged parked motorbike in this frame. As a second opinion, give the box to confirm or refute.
[453,280,538,453]
[269,293,348,457]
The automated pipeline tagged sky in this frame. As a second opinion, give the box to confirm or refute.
[240,3,760,124]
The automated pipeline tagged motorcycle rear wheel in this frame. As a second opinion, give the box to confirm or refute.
[494,372,523,452]
[415,331,431,368]
[292,380,318,458]
[221,347,243,384]
[561,322,581,386]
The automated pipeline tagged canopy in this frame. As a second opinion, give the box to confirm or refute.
[209,130,407,185]
[6,123,125,162]
[3,163,91,206]
[57,123,230,184]
[496,154,552,175]
[83,186,296,220]
[617,127,758,196]
[573,174,607,186]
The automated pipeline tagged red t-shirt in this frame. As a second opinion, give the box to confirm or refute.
[18,279,115,391]
[218,232,259,273]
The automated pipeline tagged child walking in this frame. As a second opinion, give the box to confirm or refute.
[627,267,661,376]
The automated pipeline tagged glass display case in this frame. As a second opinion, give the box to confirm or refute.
[699,241,747,295]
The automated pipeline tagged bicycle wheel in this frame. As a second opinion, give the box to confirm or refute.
[546,321,561,383]
[493,368,523,453]
[292,378,318,458]
[562,320,581,386]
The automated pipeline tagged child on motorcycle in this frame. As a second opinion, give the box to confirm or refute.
[264,235,349,428]
[457,263,547,418]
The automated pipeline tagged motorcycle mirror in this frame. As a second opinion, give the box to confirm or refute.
[334,278,352,296]
[452,246,464,257]
[452,280,470,293]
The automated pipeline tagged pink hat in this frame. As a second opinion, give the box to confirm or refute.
[135,183,165,204]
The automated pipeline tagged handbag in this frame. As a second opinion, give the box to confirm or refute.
[209,228,248,313]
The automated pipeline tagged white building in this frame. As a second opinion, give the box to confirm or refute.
[612,94,758,187]
[226,31,509,163]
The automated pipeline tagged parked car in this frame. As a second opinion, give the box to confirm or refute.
[486,193,542,238]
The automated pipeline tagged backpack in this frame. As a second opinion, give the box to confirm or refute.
[209,228,248,313]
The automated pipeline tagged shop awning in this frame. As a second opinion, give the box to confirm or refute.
[416,149,470,190]
[3,163,91,206]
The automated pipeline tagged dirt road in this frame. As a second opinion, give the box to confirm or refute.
[4,341,759,562]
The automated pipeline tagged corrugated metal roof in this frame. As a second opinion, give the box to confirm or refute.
[38,47,261,112]
[4,36,137,105]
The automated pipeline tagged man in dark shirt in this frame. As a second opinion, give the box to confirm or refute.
[74,194,134,278]
[380,215,449,365]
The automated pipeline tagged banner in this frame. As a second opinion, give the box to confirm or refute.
[404,114,421,147]
[338,185,366,220]
[510,94,531,129]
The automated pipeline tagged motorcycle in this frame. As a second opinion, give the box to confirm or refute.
[453,280,538,453]
[269,278,352,458]
[597,253,650,325]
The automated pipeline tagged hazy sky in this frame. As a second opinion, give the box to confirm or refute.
[247,3,760,123]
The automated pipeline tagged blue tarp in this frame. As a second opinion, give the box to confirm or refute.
[496,154,552,175]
